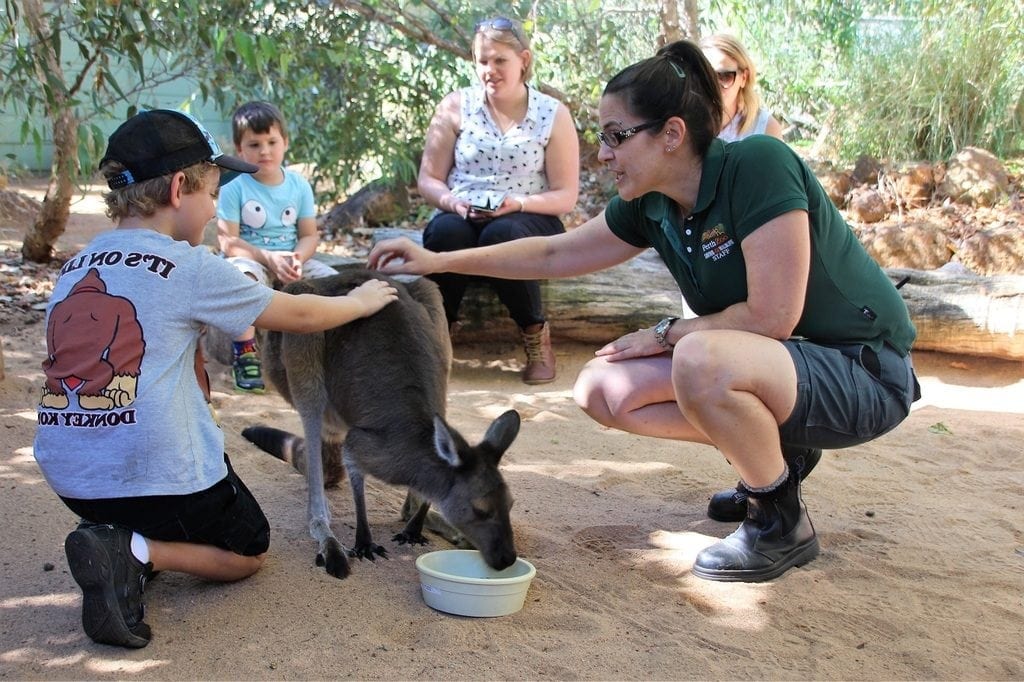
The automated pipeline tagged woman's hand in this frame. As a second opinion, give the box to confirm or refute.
[367,237,442,276]
[442,193,472,219]
[481,195,526,219]
[594,326,670,362]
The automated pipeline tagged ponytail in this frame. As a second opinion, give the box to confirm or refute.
[604,40,722,157]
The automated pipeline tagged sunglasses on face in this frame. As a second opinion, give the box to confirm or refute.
[597,119,664,149]
[716,69,739,89]
[475,16,524,46]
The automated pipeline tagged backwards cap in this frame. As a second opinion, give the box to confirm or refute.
[100,109,258,189]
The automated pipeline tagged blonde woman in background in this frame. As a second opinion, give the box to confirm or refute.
[700,33,783,141]
[417,16,579,385]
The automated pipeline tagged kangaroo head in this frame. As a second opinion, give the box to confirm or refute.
[430,409,520,570]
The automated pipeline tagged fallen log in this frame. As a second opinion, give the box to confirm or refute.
[366,230,1024,361]
[204,232,1023,365]
[887,266,1024,361]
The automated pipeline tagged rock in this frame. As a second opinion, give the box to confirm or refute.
[818,169,853,208]
[955,225,1024,275]
[848,187,888,223]
[891,161,935,208]
[852,154,882,185]
[936,147,1009,207]
[0,189,42,226]
[319,180,410,237]
[857,221,952,270]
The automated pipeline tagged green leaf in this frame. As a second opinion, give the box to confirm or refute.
[233,32,256,69]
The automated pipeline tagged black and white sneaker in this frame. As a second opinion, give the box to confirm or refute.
[65,523,153,648]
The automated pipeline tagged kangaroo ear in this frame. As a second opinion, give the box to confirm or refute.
[432,415,462,468]
[481,410,521,463]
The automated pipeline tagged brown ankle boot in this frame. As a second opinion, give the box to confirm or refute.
[521,322,555,384]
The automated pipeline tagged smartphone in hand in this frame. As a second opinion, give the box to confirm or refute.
[468,189,510,214]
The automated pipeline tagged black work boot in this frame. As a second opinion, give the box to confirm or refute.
[707,446,822,522]
[692,471,819,582]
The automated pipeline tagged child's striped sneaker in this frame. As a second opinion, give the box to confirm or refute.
[232,351,265,393]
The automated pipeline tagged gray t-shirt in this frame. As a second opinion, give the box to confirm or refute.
[34,229,274,499]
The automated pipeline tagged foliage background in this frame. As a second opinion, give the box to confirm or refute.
[3,0,1023,208]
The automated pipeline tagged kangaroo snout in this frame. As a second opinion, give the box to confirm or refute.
[483,543,518,571]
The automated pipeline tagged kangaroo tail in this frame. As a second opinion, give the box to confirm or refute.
[241,425,303,463]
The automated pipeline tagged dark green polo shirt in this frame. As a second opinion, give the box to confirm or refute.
[605,136,915,354]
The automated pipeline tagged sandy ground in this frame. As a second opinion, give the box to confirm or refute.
[1,182,1022,680]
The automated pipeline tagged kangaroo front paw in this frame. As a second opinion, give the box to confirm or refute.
[316,538,351,578]
[392,531,429,546]
[348,543,388,562]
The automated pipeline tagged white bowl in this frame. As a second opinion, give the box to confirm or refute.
[415,549,536,617]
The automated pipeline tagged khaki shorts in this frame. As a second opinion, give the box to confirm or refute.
[227,255,338,287]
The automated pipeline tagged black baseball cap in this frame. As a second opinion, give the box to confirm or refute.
[100,109,258,189]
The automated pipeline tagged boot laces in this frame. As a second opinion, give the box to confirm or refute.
[522,328,547,363]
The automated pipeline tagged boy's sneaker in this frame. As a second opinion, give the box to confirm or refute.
[65,523,152,648]
[232,351,265,393]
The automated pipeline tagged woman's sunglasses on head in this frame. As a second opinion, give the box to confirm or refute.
[475,16,524,45]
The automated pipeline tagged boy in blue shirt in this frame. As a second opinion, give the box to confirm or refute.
[216,101,336,393]
[36,109,397,647]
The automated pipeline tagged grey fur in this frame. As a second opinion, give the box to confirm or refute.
[258,269,520,579]
[241,425,471,546]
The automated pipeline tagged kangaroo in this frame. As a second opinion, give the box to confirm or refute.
[241,424,473,548]
[251,267,520,579]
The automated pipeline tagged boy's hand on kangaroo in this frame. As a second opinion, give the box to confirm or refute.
[348,278,399,316]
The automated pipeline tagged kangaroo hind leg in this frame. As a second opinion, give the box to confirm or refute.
[342,431,388,562]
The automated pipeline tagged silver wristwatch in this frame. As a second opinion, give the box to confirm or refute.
[654,316,679,350]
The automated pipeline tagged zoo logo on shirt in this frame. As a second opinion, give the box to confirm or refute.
[701,224,734,262]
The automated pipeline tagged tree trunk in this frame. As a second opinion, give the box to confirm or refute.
[681,0,700,40]
[22,109,77,262]
[19,0,77,263]
[657,0,683,47]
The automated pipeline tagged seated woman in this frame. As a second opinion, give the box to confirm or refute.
[417,16,579,384]
[700,33,783,141]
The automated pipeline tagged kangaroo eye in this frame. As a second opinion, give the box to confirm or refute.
[471,500,493,519]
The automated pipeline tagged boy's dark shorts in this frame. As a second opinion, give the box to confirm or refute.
[779,339,921,451]
[60,455,269,556]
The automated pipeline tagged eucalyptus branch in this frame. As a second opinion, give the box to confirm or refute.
[419,0,471,45]
[332,0,470,61]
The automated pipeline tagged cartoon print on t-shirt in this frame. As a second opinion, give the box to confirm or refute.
[280,206,297,227]
[40,268,145,411]
[239,198,298,246]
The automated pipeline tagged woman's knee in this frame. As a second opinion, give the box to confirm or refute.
[423,215,477,251]
[478,221,521,246]
[573,359,619,425]
[671,333,726,404]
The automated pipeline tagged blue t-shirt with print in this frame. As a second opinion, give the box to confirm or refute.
[217,168,315,252]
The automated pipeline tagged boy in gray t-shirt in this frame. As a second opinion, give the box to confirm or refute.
[34,109,398,648]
